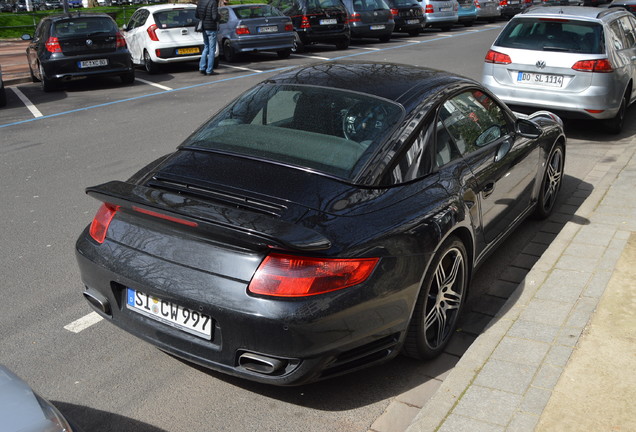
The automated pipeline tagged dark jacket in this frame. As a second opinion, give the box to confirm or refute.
[196,0,219,31]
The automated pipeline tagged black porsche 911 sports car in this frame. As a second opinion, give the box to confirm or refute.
[75,61,565,386]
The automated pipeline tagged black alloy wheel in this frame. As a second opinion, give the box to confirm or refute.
[403,236,468,360]
[534,143,564,219]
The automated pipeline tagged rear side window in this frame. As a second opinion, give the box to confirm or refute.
[153,9,197,28]
[495,18,605,54]
[53,17,118,36]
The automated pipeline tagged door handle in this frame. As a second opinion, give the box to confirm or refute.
[482,182,495,198]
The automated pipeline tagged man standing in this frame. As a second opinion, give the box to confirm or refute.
[196,0,220,75]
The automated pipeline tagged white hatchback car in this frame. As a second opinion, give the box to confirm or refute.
[123,3,219,74]
[482,6,636,133]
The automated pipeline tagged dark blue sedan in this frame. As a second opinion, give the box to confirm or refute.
[218,3,295,62]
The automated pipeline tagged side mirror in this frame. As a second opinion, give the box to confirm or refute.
[515,118,542,139]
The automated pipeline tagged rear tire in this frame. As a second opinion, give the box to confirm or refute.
[143,50,159,74]
[223,39,238,62]
[291,32,304,53]
[120,69,135,85]
[335,38,349,50]
[379,34,391,42]
[408,29,420,36]
[39,63,57,92]
[403,236,468,360]
[533,143,564,219]
[605,92,628,135]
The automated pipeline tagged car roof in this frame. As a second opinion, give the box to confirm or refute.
[520,5,630,21]
[266,61,476,107]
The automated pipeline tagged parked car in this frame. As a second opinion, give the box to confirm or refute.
[0,65,6,107]
[270,0,350,52]
[218,3,295,62]
[68,0,82,7]
[123,4,218,74]
[0,1,14,12]
[419,0,459,31]
[341,0,395,41]
[42,0,61,9]
[475,0,500,22]
[385,0,425,35]
[482,6,636,133]
[457,0,477,26]
[13,0,46,11]
[0,365,77,432]
[26,13,135,91]
[609,0,636,15]
[75,60,566,386]
[498,0,525,19]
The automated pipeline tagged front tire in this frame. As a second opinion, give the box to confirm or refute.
[534,143,564,219]
[403,236,468,360]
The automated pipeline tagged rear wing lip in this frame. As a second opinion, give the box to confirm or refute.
[86,181,332,252]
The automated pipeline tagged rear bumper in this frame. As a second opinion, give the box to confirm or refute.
[151,44,205,63]
[350,22,395,38]
[297,27,350,44]
[42,51,133,80]
[75,229,418,385]
[227,34,295,54]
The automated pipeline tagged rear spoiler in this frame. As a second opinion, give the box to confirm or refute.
[86,181,332,252]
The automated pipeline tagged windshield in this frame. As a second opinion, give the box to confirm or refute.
[495,18,605,54]
[182,84,404,180]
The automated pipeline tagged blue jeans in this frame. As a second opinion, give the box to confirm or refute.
[199,30,217,74]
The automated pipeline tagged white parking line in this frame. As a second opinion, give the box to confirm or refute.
[223,65,263,73]
[135,78,173,91]
[64,311,103,333]
[11,87,43,118]
[293,54,330,60]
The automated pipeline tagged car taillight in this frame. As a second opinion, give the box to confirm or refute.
[348,12,361,22]
[572,59,613,73]
[285,23,294,32]
[147,24,159,42]
[424,4,434,13]
[248,253,379,297]
[301,15,310,28]
[116,31,127,48]
[474,0,480,8]
[390,8,399,17]
[45,37,61,53]
[89,203,120,244]
[235,25,250,35]
[499,0,507,5]
[484,49,511,64]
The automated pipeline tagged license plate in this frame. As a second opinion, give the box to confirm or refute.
[440,6,451,11]
[320,18,337,25]
[517,71,564,87]
[126,288,213,340]
[406,19,420,24]
[176,47,200,55]
[78,59,107,68]
[258,25,278,33]
[370,24,385,30]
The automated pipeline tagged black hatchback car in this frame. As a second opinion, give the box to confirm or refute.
[342,0,395,41]
[76,61,566,386]
[385,0,425,35]
[270,0,351,51]
[26,13,134,91]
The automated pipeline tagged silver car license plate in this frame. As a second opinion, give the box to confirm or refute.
[320,18,337,25]
[258,25,278,33]
[126,288,213,339]
[517,72,564,88]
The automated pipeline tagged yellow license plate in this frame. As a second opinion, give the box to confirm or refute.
[177,47,200,55]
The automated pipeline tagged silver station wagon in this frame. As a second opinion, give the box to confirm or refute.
[482,6,636,134]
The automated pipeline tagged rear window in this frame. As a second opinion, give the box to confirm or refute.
[233,5,283,18]
[182,84,404,180]
[495,18,605,54]
[307,0,346,12]
[153,8,197,28]
[391,0,420,6]
[53,17,117,36]
[352,0,390,11]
